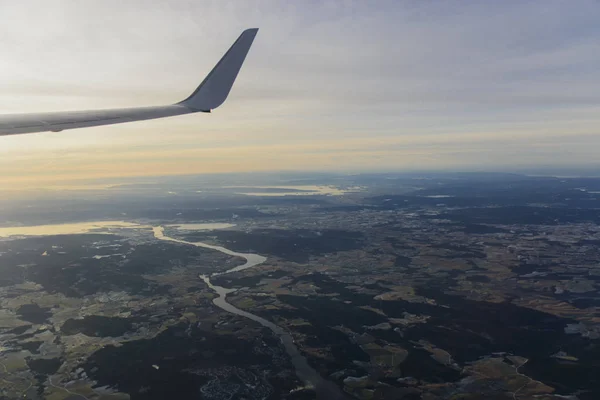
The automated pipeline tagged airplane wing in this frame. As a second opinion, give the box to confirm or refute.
[0,28,258,137]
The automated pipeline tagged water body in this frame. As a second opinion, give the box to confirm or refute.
[167,223,237,231]
[0,221,146,238]
[0,221,233,239]
[153,227,266,275]
[153,226,349,400]
[223,185,359,197]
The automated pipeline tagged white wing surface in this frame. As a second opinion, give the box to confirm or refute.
[0,28,258,137]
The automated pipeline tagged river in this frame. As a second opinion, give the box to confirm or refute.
[152,226,350,399]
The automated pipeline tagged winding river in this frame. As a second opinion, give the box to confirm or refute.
[152,227,349,400]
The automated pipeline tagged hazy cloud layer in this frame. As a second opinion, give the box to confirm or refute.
[1,1,600,189]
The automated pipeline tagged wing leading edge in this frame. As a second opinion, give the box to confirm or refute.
[0,28,258,137]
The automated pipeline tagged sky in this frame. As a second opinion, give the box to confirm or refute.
[1,0,600,191]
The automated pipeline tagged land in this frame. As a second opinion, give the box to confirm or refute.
[0,229,300,399]
[1,172,599,399]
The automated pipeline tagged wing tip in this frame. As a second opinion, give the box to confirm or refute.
[178,28,259,111]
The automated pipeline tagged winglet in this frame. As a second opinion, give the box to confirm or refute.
[178,28,258,112]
